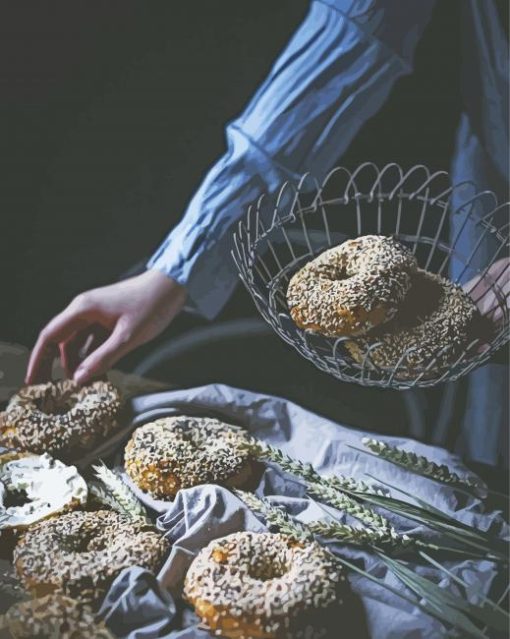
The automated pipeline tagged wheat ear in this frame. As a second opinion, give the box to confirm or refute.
[91,462,150,522]
[362,438,486,493]
[250,441,398,536]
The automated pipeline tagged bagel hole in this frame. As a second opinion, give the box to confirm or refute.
[399,273,442,325]
[60,536,98,553]
[3,488,30,509]
[33,387,76,415]
[248,558,290,582]
[35,392,75,416]
[315,263,349,283]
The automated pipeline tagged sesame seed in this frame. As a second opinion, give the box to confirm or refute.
[287,236,417,338]
[0,380,121,459]
[184,531,344,639]
[13,509,169,608]
[124,416,253,500]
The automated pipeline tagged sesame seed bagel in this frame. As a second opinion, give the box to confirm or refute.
[0,380,121,459]
[184,531,344,639]
[13,509,169,607]
[346,268,481,378]
[287,235,417,337]
[0,451,87,532]
[0,594,114,639]
[124,416,253,500]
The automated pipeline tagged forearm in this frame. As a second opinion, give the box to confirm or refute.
[149,0,436,319]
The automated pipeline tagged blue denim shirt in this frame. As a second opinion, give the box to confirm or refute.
[148,0,508,465]
[148,0,507,320]
[148,0,508,318]
[147,0,438,318]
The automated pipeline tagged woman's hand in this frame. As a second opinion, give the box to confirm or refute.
[464,257,509,325]
[26,270,187,385]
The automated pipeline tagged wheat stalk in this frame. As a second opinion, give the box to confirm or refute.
[362,438,485,493]
[307,520,394,546]
[91,462,150,522]
[234,490,313,542]
[306,481,407,543]
[234,490,506,638]
[248,439,507,562]
[327,474,388,496]
[89,480,124,512]
[247,441,320,482]
[236,490,406,549]
[251,441,385,495]
[250,441,398,536]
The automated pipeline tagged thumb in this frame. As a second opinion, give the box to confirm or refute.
[73,324,135,384]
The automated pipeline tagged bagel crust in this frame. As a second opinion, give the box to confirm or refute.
[346,268,481,378]
[0,380,121,458]
[184,531,344,639]
[124,416,253,499]
[13,509,169,606]
[287,235,417,337]
[0,594,114,639]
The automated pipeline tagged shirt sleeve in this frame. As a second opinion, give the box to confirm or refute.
[148,0,436,319]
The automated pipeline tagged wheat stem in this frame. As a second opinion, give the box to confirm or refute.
[91,462,150,523]
[362,438,485,494]
[250,441,399,537]
[236,490,406,549]
[234,490,313,542]
[307,520,392,546]
[234,490,504,637]
[307,482,412,546]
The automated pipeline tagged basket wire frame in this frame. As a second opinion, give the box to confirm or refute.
[231,163,510,390]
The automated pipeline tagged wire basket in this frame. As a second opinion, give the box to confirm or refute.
[232,163,509,390]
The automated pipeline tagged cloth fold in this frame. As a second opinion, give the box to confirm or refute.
[100,384,508,639]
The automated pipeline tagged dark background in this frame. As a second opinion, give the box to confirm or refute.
[0,0,507,351]
[0,1,508,470]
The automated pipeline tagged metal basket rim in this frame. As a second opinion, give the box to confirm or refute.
[231,162,510,390]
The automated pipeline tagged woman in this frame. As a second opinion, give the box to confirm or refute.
[26,0,508,464]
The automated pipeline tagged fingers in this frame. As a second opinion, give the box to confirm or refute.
[25,299,93,384]
[465,258,510,327]
[59,325,109,378]
[73,323,136,385]
[59,332,90,378]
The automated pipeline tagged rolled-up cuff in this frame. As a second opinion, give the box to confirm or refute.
[147,0,436,319]
[147,124,297,319]
[147,242,238,321]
